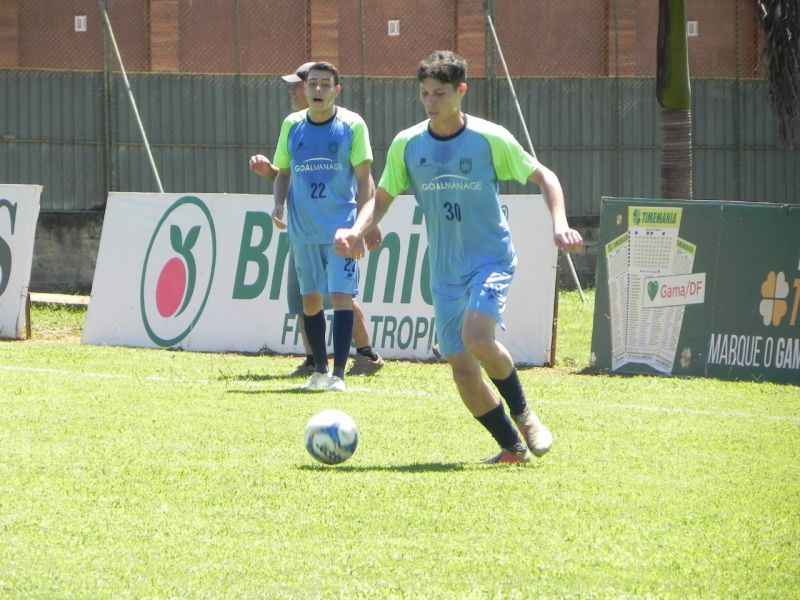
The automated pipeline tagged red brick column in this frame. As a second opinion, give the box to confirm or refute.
[0,0,19,68]
[456,0,485,77]
[150,0,179,72]
[310,0,338,66]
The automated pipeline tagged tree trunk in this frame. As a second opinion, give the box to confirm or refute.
[657,0,693,199]
[661,108,693,199]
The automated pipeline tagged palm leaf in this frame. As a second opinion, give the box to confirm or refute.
[758,0,800,148]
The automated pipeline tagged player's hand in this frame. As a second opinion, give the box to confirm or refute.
[554,227,583,252]
[364,226,383,251]
[334,228,364,259]
[272,204,287,230]
[249,154,274,178]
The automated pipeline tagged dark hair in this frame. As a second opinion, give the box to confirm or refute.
[306,61,340,85]
[417,51,467,85]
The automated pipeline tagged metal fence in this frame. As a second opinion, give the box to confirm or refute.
[0,0,796,214]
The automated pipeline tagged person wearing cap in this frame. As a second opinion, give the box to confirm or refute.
[249,61,382,390]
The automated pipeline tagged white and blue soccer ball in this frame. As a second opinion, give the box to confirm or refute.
[304,409,359,465]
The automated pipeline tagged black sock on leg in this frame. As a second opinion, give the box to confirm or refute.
[332,309,354,379]
[490,369,528,417]
[475,404,526,453]
[304,310,328,374]
[356,346,379,361]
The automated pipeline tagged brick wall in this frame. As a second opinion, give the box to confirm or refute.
[0,0,763,78]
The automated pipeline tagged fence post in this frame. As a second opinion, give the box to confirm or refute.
[100,0,114,205]
[484,0,496,121]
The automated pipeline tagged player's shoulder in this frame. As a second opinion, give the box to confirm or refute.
[391,119,429,145]
[464,114,515,142]
[282,109,307,128]
[335,106,367,128]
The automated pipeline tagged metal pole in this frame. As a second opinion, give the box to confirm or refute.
[485,13,585,303]
[100,3,114,202]
[99,1,164,193]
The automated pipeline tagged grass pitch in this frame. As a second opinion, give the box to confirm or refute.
[1,291,798,598]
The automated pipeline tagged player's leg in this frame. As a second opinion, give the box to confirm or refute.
[446,352,529,463]
[462,270,553,456]
[435,290,529,463]
[330,293,354,386]
[294,242,331,390]
[287,251,314,375]
[349,299,384,375]
[326,246,359,390]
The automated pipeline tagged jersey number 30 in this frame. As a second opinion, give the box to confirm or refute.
[444,201,462,222]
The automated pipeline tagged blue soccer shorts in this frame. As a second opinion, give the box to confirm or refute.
[286,251,332,315]
[433,266,514,358]
[291,241,359,298]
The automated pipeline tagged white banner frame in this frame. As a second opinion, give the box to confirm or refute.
[0,184,42,340]
[83,192,557,365]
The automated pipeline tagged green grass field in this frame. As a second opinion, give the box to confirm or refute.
[1,291,799,598]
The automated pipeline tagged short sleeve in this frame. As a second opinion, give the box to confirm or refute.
[349,118,374,166]
[272,115,295,170]
[486,126,540,185]
[377,134,411,198]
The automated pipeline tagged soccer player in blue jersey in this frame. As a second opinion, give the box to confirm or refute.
[335,51,583,462]
[271,61,375,392]
[249,62,383,377]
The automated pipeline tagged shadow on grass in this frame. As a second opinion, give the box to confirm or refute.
[297,462,469,473]
[224,386,320,395]
[219,372,305,383]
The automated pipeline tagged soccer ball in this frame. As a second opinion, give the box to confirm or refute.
[304,409,359,465]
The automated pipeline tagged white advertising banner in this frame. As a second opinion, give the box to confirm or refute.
[83,193,557,364]
[0,185,42,340]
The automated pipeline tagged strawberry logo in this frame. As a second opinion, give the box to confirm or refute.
[155,225,200,318]
[140,197,216,347]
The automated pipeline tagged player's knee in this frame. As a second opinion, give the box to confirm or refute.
[331,293,353,310]
[462,332,496,361]
[449,359,481,386]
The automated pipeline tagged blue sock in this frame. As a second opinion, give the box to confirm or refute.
[304,310,328,374]
[332,309,354,379]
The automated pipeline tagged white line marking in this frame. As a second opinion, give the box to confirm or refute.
[0,365,797,425]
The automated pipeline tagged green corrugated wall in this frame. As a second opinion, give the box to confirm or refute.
[1,71,798,213]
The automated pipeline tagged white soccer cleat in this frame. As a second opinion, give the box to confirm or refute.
[326,375,347,392]
[513,409,554,457]
[302,371,331,392]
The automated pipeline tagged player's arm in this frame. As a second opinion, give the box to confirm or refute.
[335,187,394,258]
[354,161,373,211]
[271,116,295,230]
[272,169,290,230]
[489,125,583,252]
[336,129,409,257]
[249,154,279,181]
[353,162,382,250]
[527,165,582,252]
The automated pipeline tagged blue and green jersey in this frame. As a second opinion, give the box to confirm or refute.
[378,114,539,285]
[274,107,373,244]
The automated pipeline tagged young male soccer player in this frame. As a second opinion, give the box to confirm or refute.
[269,61,375,392]
[249,62,383,378]
[335,51,583,462]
